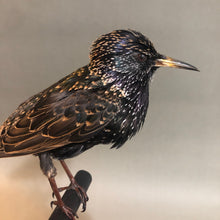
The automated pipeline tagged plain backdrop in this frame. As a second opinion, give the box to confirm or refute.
[0,0,219,219]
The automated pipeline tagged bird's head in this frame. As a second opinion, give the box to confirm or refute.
[89,30,198,94]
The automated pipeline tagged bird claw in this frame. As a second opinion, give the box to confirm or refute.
[50,200,78,219]
[55,181,89,212]
[68,180,89,212]
[50,200,56,209]
[52,186,68,198]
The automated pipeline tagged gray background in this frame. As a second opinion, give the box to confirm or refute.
[0,0,219,219]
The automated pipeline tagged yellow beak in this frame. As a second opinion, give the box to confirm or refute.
[155,55,199,71]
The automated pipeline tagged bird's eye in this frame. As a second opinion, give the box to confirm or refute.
[134,53,147,62]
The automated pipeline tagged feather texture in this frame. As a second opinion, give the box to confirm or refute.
[0,66,119,156]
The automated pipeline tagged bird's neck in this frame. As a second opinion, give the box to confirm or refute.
[88,63,151,100]
[88,63,150,145]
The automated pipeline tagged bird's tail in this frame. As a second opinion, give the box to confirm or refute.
[0,142,27,158]
[0,140,10,158]
[0,147,22,158]
[0,126,26,158]
[0,126,7,157]
[0,148,9,158]
[0,125,15,158]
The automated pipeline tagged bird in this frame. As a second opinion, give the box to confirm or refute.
[0,29,198,219]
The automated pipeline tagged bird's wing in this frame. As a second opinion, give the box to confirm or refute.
[1,89,118,156]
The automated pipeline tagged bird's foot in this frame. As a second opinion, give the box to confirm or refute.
[51,200,78,220]
[55,179,89,212]
[58,161,89,212]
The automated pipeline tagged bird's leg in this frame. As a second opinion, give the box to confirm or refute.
[49,177,77,220]
[38,153,76,220]
[59,160,89,212]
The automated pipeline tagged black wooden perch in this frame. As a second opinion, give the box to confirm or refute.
[49,170,92,220]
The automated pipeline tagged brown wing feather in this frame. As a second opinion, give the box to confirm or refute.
[0,89,118,156]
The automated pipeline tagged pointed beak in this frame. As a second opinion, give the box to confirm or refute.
[154,55,199,71]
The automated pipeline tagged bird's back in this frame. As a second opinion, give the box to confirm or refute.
[0,66,120,158]
[2,29,196,160]
[0,62,150,159]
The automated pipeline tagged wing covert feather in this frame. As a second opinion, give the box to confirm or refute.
[1,89,118,155]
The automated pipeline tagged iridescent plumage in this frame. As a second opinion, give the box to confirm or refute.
[0,30,198,219]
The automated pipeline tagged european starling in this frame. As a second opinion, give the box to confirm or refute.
[0,29,198,219]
